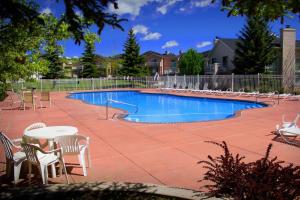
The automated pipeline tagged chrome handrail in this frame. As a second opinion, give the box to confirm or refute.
[106,99,139,120]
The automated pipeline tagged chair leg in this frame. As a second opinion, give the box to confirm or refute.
[87,147,91,168]
[28,162,32,185]
[78,155,82,166]
[80,151,87,176]
[60,160,69,184]
[6,162,12,179]
[44,166,48,184]
[39,165,46,184]
[13,162,22,184]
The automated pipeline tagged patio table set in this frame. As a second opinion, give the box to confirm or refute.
[0,123,91,185]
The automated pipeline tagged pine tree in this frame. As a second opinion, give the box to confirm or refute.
[233,16,276,74]
[121,29,146,76]
[81,33,99,78]
[44,45,64,79]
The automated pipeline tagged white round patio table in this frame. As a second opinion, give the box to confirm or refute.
[24,126,78,177]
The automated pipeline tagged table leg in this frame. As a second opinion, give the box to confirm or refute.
[48,140,57,178]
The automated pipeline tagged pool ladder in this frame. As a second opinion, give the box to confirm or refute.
[106,99,139,120]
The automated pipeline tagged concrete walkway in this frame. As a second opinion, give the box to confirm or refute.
[1,89,299,191]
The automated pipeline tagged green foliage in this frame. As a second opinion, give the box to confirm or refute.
[42,14,70,79]
[81,33,101,78]
[178,49,204,75]
[121,29,146,77]
[0,0,126,44]
[233,16,276,74]
[199,141,300,199]
[215,0,300,23]
[0,9,49,84]
[0,82,6,101]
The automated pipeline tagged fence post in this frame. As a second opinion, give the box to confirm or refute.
[231,73,234,92]
[92,77,94,90]
[75,77,78,90]
[257,73,260,92]
[58,79,60,92]
[40,78,43,92]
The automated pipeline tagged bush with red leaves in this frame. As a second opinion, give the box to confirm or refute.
[198,141,300,200]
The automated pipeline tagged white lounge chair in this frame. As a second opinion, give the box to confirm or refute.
[0,132,26,184]
[21,142,69,184]
[54,135,91,176]
[278,126,300,144]
[276,112,300,132]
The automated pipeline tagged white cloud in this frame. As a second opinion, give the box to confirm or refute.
[133,24,162,41]
[196,41,212,48]
[41,7,52,15]
[157,0,182,15]
[179,7,186,11]
[109,0,159,18]
[162,40,179,49]
[132,25,149,35]
[142,32,162,40]
[192,0,213,8]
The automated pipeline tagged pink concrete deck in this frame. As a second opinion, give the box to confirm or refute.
[1,89,300,190]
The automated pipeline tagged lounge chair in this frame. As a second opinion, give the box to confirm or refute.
[278,126,300,144]
[276,112,300,131]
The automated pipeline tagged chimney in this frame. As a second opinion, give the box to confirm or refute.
[214,36,219,45]
[281,26,296,92]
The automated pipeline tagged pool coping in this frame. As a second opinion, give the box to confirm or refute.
[66,89,271,125]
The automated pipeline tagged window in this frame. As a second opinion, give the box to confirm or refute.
[211,58,217,64]
[222,56,228,68]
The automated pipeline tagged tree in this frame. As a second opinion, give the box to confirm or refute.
[121,29,146,77]
[42,15,70,79]
[178,49,204,75]
[214,0,300,23]
[0,0,126,44]
[81,33,100,78]
[233,16,276,74]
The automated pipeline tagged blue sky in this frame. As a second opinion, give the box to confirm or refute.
[40,0,300,57]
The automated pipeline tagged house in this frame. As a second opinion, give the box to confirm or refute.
[204,27,300,79]
[143,51,179,75]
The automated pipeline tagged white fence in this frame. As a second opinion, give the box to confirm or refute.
[10,74,299,93]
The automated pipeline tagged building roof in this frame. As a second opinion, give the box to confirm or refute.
[218,37,300,51]
[142,51,163,57]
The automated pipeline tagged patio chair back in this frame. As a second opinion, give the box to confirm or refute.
[24,122,46,133]
[54,135,86,154]
[23,122,47,147]
[0,131,14,160]
[21,143,40,165]
[40,91,50,101]
[23,92,34,104]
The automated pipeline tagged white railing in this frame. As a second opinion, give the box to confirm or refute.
[10,74,299,93]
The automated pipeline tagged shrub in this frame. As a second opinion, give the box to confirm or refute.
[0,82,7,101]
[198,141,300,200]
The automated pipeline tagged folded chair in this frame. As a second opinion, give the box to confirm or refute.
[0,132,26,184]
[21,142,69,184]
[54,135,91,176]
[278,126,300,144]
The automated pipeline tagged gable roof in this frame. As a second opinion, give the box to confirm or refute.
[218,37,300,51]
[142,51,162,57]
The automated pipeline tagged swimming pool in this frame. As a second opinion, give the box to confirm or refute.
[69,91,267,123]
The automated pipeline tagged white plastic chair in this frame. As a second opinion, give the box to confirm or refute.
[54,135,91,176]
[278,126,300,144]
[21,142,69,184]
[0,132,26,184]
[276,113,300,132]
[23,122,48,148]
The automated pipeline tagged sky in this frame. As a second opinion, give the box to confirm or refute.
[39,0,300,58]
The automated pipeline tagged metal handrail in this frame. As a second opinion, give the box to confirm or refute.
[106,99,139,120]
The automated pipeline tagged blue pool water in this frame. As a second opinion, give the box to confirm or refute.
[69,91,267,123]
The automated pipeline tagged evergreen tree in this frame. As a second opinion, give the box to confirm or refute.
[81,33,100,78]
[178,49,204,75]
[44,47,64,79]
[233,16,276,74]
[121,29,146,76]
